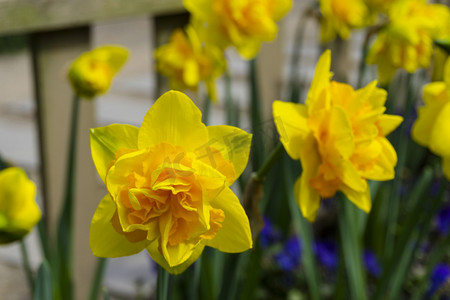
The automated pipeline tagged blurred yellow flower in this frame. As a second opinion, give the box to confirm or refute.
[273,50,402,221]
[184,0,292,59]
[367,0,450,85]
[68,45,129,99]
[0,167,41,244]
[154,26,226,102]
[412,58,450,179]
[363,0,398,14]
[89,91,252,274]
[319,0,371,43]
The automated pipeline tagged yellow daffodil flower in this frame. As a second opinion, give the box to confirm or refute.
[154,26,226,102]
[367,0,450,85]
[68,45,129,99]
[0,167,41,244]
[319,0,371,43]
[89,90,252,274]
[184,0,292,59]
[412,58,450,179]
[273,50,403,221]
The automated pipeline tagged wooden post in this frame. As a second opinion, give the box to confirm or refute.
[31,27,102,300]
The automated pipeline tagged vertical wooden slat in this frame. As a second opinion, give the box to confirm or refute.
[31,27,101,300]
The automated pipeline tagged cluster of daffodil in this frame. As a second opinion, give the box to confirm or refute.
[317,0,450,85]
[153,0,292,101]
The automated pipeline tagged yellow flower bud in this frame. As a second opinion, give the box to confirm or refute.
[0,167,41,244]
[68,45,129,99]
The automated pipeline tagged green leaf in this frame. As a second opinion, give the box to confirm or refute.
[33,260,53,300]
[283,156,321,300]
[338,195,368,300]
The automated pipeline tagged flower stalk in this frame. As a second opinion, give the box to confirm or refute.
[157,266,170,300]
[20,239,35,295]
[57,94,80,300]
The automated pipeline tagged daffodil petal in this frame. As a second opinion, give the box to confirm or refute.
[183,0,215,23]
[90,124,139,183]
[359,138,396,181]
[442,157,450,180]
[158,212,199,267]
[306,50,333,112]
[412,83,448,147]
[89,194,149,257]
[183,59,200,87]
[273,101,310,160]
[294,175,321,222]
[204,125,252,183]
[98,46,129,74]
[340,185,372,213]
[147,239,205,275]
[205,187,252,252]
[339,160,367,192]
[138,91,208,151]
[236,39,263,60]
[272,0,293,21]
[430,102,450,157]
[378,114,403,136]
[297,134,322,221]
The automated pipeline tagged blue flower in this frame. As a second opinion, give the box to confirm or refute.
[274,236,302,271]
[428,264,450,299]
[314,240,338,270]
[259,216,282,248]
[436,206,450,235]
[363,250,382,277]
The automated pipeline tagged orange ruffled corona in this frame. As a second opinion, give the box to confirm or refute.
[184,0,292,59]
[273,50,403,221]
[367,0,450,85]
[89,91,252,274]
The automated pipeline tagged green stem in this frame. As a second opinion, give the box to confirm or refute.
[338,195,368,300]
[282,156,320,300]
[20,239,35,295]
[356,29,371,89]
[383,73,414,262]
[202,93,211,125]
[88,258,107,300]
[249,59,265,171]
[157,266,169,300]
[254,143,283,180]
[224,71,235,126]
[57,94,80,300]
